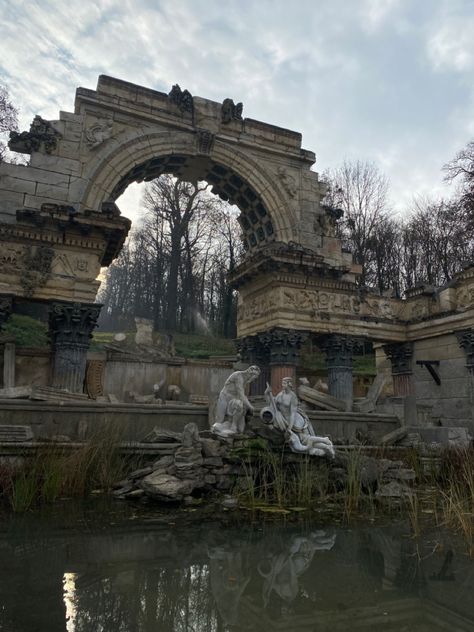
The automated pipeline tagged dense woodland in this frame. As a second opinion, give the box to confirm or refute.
[1,85,474,337]
[97,177,243,335]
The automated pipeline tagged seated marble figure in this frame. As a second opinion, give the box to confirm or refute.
[263,377,335,457]
[211,366,261,437]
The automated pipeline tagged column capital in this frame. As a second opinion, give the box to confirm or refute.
[0,295,13,330]
[317,334,363,369]
[258,328,308,365]
[48,301,101,392]
[236,334,268,364]
[455,329,474,370]
[48,301,101,350]
[382,342,413,375]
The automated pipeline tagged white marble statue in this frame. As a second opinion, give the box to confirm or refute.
[211,365,261,437]
[263,377,335,457]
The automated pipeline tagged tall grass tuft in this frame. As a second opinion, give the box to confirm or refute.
[0,422,128,512]
[438,447,474,555]
[234,445,330,509]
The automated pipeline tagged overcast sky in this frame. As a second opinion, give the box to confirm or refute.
[1,0,474,222]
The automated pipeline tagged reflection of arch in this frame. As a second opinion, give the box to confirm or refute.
[80,129,296,249]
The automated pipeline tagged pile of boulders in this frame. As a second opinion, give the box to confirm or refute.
[113,423,238,502]
[113,422,417,503]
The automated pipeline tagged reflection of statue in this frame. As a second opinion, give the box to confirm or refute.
[208,546,250,625]
[258,531,336,605]
[263,378,335,457]
[212,366,261,437]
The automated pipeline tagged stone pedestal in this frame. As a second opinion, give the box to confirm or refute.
[48,301,101,393]
[3,342,15,388]
[383,342,414,397]
[318,334,361,411]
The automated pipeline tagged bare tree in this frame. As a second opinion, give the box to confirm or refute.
[99,175,242,335]
[443,140,474,214]
[0,84,19,162]
[322,160,391,288]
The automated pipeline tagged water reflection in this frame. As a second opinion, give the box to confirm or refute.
[0,508,473,632]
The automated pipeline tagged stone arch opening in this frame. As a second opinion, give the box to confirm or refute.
[109,154,275,253]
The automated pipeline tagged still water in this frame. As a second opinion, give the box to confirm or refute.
[0,500,473,632]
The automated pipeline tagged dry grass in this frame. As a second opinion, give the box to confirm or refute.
[0,423,128,512]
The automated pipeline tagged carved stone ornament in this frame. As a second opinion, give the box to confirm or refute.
[9,115,62,154]
[277,167,297,198]
[49,301,101,351]
[221,98,243,124]
[382,342,414,375]
[20,245,54,298]
[258,328,308,365]
[455,329,474,369]
[236,335,269,364]
[196,128,215,154]
[0,295,13,330]
[85,116,114,148]
[317,334,363,369]
[168,84,194,114]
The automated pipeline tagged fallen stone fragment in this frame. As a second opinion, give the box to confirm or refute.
[140,472,195,501]
[0,386,32,399]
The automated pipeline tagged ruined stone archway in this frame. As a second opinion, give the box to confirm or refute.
[79,129,296,252]
[3,75,474,411]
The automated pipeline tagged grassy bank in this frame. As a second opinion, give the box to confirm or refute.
[4,315,376,371]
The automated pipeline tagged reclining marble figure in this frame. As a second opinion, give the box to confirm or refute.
[262,377,335,457]
[211,366,261,437]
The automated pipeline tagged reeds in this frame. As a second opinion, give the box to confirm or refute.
[437,447,474,555]
[0,423,127,512]
[235,445,330,509]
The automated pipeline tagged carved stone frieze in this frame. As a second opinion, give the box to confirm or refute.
[456,284,474,310]
[85,116,114,148]
[20,245,54,297]
[283,287,361,316]
[383,342,413,375]
[258,328,308,365]
[0,245,24,272]
[9,115,62,154]
[221,98,243,123]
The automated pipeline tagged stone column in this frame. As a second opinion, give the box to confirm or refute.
[318,334,361,410]
[259,328,308,394]
[48,301,101,393]
[3,342,15,388]
[382,342,414,397]
[0,295,13,331]
[236,335,269,395]
[455,329,474,427]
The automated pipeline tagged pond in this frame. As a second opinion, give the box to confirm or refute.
[0,500,473,632]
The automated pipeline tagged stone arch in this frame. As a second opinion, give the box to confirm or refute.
[79,128,297,249]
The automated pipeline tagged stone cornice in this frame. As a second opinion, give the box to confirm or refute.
[0,204,131,265]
